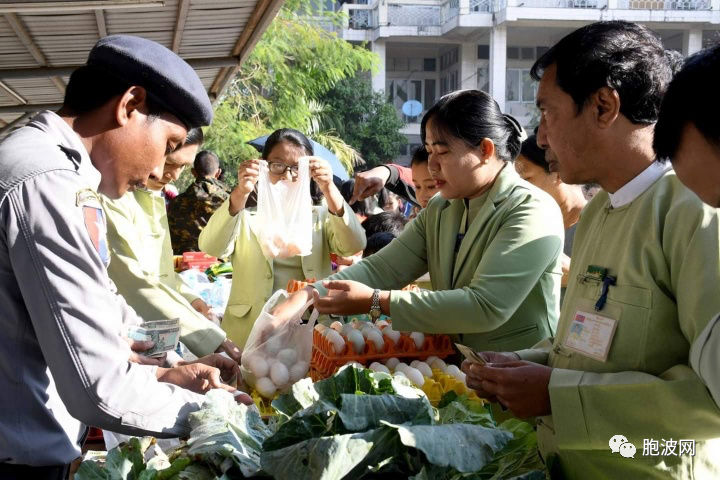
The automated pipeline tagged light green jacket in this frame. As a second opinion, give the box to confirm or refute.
[102,189,226,357]
[517,171,720,479]
[198,198,366,348]
[316,165,564,352]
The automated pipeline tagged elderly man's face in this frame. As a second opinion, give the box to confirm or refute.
[535,64,599,186]
[673,123,720,207]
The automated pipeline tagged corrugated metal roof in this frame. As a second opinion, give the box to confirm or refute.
[0,0,284,135]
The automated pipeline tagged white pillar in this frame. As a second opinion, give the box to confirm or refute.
[371,40,386,93]
[682,29,703,56]
[459,0,470,15]
[489,25,507,112]
[378,0,388,26]
[460,42,477,90]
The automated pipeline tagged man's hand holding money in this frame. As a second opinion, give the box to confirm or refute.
[124,337,167,366]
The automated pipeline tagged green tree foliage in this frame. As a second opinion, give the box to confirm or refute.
[196,0,377,189]
[323,76,408,168]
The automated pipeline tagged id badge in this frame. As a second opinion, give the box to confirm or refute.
[563,300,620,362]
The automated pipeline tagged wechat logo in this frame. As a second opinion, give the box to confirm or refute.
[609,435,636,458]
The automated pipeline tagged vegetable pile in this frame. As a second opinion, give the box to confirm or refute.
[76,366,545,480]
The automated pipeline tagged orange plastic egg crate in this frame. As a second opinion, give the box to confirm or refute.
[286,278,317,293]
[310,329,454,381]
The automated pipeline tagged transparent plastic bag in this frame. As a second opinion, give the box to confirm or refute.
[255,157,313,259]
[240,290,317,398]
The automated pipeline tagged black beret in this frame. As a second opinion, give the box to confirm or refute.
[87,35,213,129]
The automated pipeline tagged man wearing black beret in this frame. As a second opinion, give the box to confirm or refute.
[0,35,251,479]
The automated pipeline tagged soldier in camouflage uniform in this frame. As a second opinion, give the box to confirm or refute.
[168,150,233,254]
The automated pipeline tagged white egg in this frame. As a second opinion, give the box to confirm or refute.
[322,328,335,338]
[395,362,409,373]
[415,362,433,378]
[330,320,344,332]
[369,362,390,374]
[326,330,346,355]
[384,357,400,369]
[361,325,380,338]
[347,330,366,355]
[314,324,327,333]
[410,360,420,368]
[410,332,425,349]
[270,362,290,387]
[375,320,389,329]
[366,330,385,351]
[244,354,269,378]
[255,377,277,398]
[393,371,407,379]
[456,371,467,384]
[445,365,462,378]
[345,361,363,368]
[340,323,355,337]
[426,355,439,365]
[429,358,447,371]
[383,328,401,345]
[351,320,363,329]
[289,361,309,383]
[404,367,425,387]
[264,335,285,356]
[276,348,298,367]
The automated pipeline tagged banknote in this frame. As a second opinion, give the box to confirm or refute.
[128,318,180,358]
[455,343,487,365]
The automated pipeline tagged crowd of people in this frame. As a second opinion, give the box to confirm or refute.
[0,19,719,480]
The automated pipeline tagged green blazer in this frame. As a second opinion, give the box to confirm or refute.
[199,199,366,348]
[317,165,564,352]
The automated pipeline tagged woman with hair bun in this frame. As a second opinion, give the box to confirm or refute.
[275,90,564,352]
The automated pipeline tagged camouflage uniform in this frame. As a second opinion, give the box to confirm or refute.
[168,177,232,254]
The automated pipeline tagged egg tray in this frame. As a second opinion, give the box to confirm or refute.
[250,390,278,418]
[310,329,454,381]
[422,369,484,407]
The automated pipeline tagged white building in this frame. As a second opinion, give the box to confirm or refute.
[336,0,720,160]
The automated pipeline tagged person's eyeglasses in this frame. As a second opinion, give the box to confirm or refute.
[268,162,299,175]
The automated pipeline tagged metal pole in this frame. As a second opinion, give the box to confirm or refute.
[0,56,241,80]
[0,103,62,114]
[0,112,34,136]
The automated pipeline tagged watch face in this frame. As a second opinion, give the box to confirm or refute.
[370,308,381,317]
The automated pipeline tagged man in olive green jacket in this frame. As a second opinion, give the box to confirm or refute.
[464,22,720,480]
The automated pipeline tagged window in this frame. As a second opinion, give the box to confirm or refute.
[506,69,537,102]
[423,58,437,71]
[409,58,422,71]
[521,47,535,60]
[477,45,489,60]
[424,79,436,110]
[507,47,519,60]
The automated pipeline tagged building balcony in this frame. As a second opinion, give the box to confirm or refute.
[340,0,718,38]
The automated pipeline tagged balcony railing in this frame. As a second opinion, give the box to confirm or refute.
[617,0,710,8]
[516,0,607,7]
[388,4,443,26]
[441,0,460,21]
[347,4,377,29]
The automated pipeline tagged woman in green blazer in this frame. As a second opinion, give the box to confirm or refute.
[199,129,366,348]
[275,91,564,352]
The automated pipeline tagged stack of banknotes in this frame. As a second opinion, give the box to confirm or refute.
[127,319,180,357]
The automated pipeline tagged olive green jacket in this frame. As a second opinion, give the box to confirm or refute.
[317,165,564,352]
[103,189,226,357]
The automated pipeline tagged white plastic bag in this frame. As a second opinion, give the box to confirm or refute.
[240,290,317,398]
[255,157,313,259]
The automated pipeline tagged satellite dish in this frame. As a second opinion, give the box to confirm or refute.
[402,100,423,117]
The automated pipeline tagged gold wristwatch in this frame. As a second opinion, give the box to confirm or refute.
[369,289,382,322]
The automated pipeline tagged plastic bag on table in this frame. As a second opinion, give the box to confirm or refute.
[240,289,317,398]
[255,157,313,259]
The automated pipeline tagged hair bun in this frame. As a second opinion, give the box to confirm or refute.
[503,114,527,141]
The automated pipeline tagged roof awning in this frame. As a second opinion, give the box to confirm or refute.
[0,0,285,136]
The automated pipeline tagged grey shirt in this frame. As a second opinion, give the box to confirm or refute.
[0,112,204,466]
